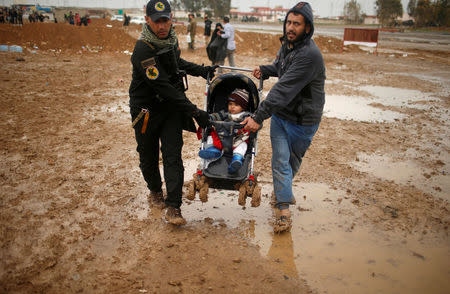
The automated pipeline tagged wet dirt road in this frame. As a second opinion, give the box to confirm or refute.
[1,21,449,293]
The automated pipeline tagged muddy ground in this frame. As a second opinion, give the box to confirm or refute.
[0,20,449,293]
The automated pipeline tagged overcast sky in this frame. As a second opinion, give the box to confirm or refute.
[0,0,410,17]
[231,0,411,17]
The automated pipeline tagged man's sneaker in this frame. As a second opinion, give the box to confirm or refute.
[228,154,243,174]
[165,206,187,226]
[273,215,292,233]
[199,146,222,160]
[148,191,165,208]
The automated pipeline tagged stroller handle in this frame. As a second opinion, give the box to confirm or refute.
[218,66,253,72]
[210,120,244,130]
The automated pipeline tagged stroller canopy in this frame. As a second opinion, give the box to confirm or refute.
[207,73,260,114]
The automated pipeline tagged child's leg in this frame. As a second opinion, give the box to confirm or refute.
[228,142,247,174]
[205,135,213,146]
[199,135,222,160]
[233,142,247,157]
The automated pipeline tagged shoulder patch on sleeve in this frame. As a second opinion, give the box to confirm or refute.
[146,66,159,80]
[141,57,156,69]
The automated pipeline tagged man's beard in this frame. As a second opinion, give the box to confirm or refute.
[287,29,307,44]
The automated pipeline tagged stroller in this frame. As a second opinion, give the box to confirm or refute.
[187,66,264,207]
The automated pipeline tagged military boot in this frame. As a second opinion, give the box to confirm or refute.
[148,191,165,209]
[165,206,187,226]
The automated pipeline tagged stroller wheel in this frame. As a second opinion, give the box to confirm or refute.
[186,180,196,200]
[199,182,209,203]
[199,175,207,187]
[238,184,247,206]
[250,185,261,207]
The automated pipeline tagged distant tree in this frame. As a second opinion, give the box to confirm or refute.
[204,9,212,18]
[415,0,433,26]
[407,0,449,27]
[407,0,417,17]
[171,0,183,10]
[204,0,231,17]
[177,0,230,17]
[343,0,363,24]
[180,0,205,14]
[433,0,449,27]
[375,0,403,26]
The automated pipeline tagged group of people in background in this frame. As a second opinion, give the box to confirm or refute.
[0,7,23,24]
[187,13,236,73]
[187,14,236,71]
[0,6,60,24]
[64,11,90,26]
[206,16,235,72]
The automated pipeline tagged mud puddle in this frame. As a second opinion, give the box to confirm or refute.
[352,152,449,201]
[181,159,449,294]
[324,83,442,122]
[324,94,405,122]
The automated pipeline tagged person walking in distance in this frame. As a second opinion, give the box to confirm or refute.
[217,16,235,67]
[187,13,197,50]
[206,23,227,69]
[242,2,326,233]
[129,0,217,225]
[203,15,212,44]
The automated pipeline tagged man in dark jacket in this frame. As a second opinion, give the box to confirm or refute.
[243,2,326,232]
[203,15,212,43]
[129,0,215,225]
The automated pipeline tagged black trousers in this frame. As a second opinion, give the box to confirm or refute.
[131,108,184,208]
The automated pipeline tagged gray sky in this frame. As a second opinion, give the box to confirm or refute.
[231,0,410,17]
[0,0,410,17]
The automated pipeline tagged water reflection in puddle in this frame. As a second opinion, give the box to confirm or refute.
[324,95,405,122]
[181,160,449,294]
[324,84,441,122]
[360,85,439,109]
[352,152,449,201]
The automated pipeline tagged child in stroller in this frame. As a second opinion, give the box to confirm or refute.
[187,71,263,207]
[198,88,251,174]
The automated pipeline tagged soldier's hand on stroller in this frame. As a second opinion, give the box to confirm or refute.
[241,116,261,133]
[193,109,211,128]
[202,65,219,79]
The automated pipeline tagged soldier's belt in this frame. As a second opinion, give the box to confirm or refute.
[132,108,149,134]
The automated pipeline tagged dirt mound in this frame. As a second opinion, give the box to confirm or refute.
[0,20,351,55]
[0,19,136,52]
[235,31,283,56]
[235,31,349,56]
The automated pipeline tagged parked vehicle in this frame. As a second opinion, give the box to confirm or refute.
[130,15,145,25]
[110,15,124,22]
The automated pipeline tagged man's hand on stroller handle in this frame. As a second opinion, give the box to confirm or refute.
[241,116,260,133]
[252,67,262,79]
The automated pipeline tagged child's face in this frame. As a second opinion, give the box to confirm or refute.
[228,101,244,114]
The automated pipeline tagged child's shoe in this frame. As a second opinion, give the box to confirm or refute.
[199,146,222,160]
[228,154,244,174]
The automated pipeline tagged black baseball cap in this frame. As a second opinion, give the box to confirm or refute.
[146,0,171,21]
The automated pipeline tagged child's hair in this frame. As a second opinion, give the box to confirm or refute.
[228,89,249,110]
